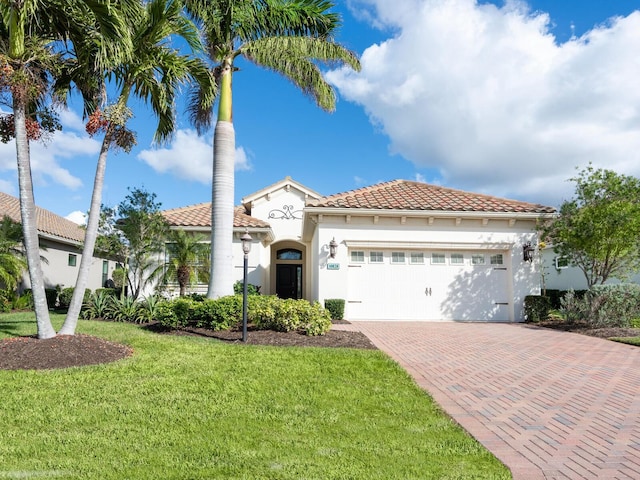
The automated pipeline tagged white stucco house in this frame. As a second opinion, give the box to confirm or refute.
[0,191,117,292]
[162,177,556,322]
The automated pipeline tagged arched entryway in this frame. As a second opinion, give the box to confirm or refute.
[271,241,306,299]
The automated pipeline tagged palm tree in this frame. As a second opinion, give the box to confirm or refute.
[184,0,360,299]
[0,1,131,338]
[58,0,214,335]
[164,229,209,296]
[0,215,27,291]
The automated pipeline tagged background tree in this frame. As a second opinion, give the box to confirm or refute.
[0,0,131,338]
[163,229,209,296]
[114,187,169,300]
[59,0,214,335]
[543,165,640,287]
[184,0,360,298]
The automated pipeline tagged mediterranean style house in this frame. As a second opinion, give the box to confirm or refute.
[162,177,556,322]
[0,191,116,292]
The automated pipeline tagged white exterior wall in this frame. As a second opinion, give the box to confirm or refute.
[541,248,640,291]
[231,235,268,292]
[21,238,115,292]
[311,216,540,321]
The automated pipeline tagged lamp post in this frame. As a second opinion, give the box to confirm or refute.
[241,229,252,342]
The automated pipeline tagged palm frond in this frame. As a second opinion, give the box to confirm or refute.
[241,36,360,112]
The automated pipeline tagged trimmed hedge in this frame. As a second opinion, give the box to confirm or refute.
[324,299,345,320]
[524,295,551,323]
[156,294,332,336]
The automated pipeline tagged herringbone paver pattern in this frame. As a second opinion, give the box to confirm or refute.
[334,322,640,479]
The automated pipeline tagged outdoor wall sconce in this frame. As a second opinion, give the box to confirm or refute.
[329,238,338,258]
[523,242,535,263]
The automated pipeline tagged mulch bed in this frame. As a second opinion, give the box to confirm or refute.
[0,334,134,371]
[0,321,376,371]
[535,319,640,339]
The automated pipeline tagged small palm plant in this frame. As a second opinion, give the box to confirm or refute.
[164,230,209,297]
[0,215,27,291]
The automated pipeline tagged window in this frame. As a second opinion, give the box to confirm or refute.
[277,249,302,260]
[102,260,109,287]
[555,257,569,270]
[410,252,424,264]
[351,251,365,263]
[450,253,464,265]
[370,251,383,263]
[431,253,446,265]
[490,254,504,265]
[68,254,77,267]
[471,254,486,265]
[391,252,405,264]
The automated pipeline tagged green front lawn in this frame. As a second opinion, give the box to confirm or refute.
[0,313,510,479]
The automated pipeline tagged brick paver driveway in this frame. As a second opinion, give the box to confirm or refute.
[334,321,640,479]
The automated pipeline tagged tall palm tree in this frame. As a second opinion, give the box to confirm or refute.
[0,0,132,338]
[184,0,360,299]
[58,0,214,335]
[164,229,209,296]
[0,215,27,291]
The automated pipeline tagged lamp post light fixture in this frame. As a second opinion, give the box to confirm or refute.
[241,229,252,342]
[329,237,338,259]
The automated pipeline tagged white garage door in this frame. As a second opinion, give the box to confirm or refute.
[346,250,510,321]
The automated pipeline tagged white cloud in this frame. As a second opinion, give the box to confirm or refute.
[329,0,640,206]
[65,210,86,225]
[137,129,252,183]
[414,173,426,183]
[0,115,100,189]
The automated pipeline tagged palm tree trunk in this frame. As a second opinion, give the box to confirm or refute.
[14,99,56,339]
[207,120,235,298]
[208,63,235,299]
[59,131,112,335]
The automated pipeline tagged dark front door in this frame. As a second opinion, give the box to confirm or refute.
[276,264,302,299]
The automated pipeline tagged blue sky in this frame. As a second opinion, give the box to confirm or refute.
[2,0,640,222]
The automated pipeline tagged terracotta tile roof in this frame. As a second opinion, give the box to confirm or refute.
[308,180,556,214]
[0,191,86,243]
[162,203,270,228]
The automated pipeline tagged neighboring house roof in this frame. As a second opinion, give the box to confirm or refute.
[162,202,271,229]
[307,180,556,214]
[0,191,85,243]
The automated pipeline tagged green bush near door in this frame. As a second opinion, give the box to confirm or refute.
[324,298,345,320]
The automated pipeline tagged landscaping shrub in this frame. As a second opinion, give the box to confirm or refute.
[57,287,91,310]
[524,295,551,323]
[155,301,180,328]
[106,296,140,322]
[95,288,120,299]
[560,285,640,327]
[45,288,58,308]
[233,281,261,295]
[137,295,163,324]
[301,301,332,336]
[154,294,333,336]
[12,290,32,310]
[0,289,13,313]
[545,289,588,309]
[193,296,242,330]
[248,295,280,330]
[324,299,345,320]
[81,291,113,320]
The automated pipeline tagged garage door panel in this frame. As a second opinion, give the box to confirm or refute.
[347,251,510,321]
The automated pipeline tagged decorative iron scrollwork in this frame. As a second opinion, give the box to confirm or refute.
[268,205,302,220]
